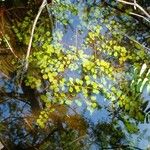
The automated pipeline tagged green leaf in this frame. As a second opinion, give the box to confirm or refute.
[85,75,90,80]
[69,87,73,92]
[86,80,91,85]
[75,86,80,92]
[93,89,99,94]
[65,100,72,105]
[114,52,118,57]
[46,31,50,36]
[125,122,139,133]
[91,96,96,101]
[75,78,80,84]
[69,77,74,84]
[75,100,82,107]
[116,91,122,97]
[43,74,48,79]
[92,82,98,89]
[91,102,97,108]
[87,107,94,114]
[125,104,130,111]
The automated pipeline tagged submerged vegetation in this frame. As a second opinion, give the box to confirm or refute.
[0,0,150,149]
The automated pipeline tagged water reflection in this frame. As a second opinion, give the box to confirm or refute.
[0,72,149,149]
[0,0,150,149]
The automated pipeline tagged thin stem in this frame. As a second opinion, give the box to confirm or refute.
[124,33,150,52]
[130,12,150,23]
[64,135,87,148]
[0,31,18,58]
[117,0,150,19]
[25,0,47,71]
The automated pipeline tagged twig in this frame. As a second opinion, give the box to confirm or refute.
[104,1,150,28]
[134,0,136,10]
[0,71,10,79]
[0,137,7,150]
[75,28,78,54]
[46,3,53,32]
[24,118,34,131]
[25,0,47,71]
[130,12,150,23]
[5,7,26,12]
[64,135,87,148]
[117,0,150,19]
[0,31,18,58]
[124,33,150,52]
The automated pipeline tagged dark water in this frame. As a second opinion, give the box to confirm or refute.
[0,0,150,149]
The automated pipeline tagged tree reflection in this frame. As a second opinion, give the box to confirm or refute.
[0,74,147,149]
[0,0,150,149]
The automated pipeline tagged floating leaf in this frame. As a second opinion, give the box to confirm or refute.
[125,122,139,133]
[75,99,82,107]
[114,52,118,57]
[91,102,97,108]
[91,96,96,101]
[69,87,73,92]
[93,89,99,94]
[43,74,48,79]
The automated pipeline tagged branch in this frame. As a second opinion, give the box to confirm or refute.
[130,12,150,23]
[103,1,150,29]
[117,0,150,19]
[0,31,18,58]
[0,137,6,150]
[25,0,47,71]
[67,135,87,146]
[124,33,150,52]
[0,71,10,79]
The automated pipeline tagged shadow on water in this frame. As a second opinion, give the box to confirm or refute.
[0,0,150,149]
[0,73,149,149]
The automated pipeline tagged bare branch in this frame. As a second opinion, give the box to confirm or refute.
[25,0,47,71]
[134,0,136,10]
[117,0,150,19]
[130,12,150,23]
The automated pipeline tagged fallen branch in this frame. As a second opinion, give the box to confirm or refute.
[130,12,150,23]
[25,0,47,71]
[117,0,150,19]
[104,2,150,30]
